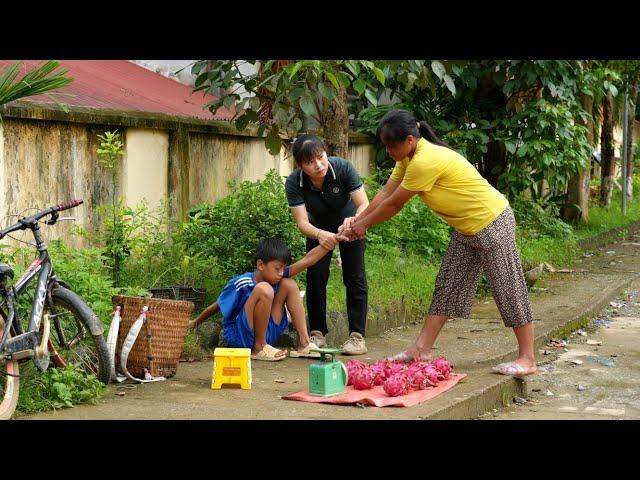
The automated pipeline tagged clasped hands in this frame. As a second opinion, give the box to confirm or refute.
[337,216,366,242]
[316,217,366,249]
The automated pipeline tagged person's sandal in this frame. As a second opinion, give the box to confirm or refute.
[289,342,321,358]
[251,344,287,361]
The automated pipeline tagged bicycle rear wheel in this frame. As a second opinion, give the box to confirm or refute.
[47,287,110,384]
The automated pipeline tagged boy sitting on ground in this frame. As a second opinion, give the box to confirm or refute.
[190,236,339,361]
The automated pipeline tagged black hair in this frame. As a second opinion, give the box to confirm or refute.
[255,237,292,265]
[291,134,326,165]
[376,109,451,149]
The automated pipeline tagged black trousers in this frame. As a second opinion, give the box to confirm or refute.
[305,236,368,336]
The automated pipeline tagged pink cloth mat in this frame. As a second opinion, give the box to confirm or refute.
[283,373,466,407]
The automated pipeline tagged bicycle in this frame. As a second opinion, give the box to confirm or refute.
[0,199,111,419]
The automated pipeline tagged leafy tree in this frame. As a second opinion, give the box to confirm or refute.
[611,61,640,199]
[358,60,593,211]
[191,60,455,158]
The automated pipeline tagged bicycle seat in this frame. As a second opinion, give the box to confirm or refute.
[0,263,14,279]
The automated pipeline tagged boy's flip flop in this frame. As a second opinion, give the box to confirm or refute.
[289,342,321,358]
[251,344,287,362]
[492,361,532,378]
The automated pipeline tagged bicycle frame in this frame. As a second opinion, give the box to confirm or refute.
[0,199,83,355]
[0,198,112,419]
[0,225,56,352]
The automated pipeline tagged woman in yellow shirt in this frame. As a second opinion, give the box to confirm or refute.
[340,109,536,378]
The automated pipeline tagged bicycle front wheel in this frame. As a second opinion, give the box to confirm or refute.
[0,359,19,420]
[0,317,20,420]
[47,287,110,384]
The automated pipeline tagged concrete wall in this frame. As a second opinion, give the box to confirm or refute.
[187,132,291,205]
[0,118,116,249]
[0,104,376,248]
[123,128,169,207]
[349,143,374,178]
[187,133,373,206]
[612,120,640,156]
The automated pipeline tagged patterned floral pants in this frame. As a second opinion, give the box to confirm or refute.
[428,206,534,328]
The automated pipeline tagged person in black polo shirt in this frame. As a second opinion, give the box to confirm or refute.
[285,135,370,355]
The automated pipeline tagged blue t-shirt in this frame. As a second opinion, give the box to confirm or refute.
[217,269,291,330]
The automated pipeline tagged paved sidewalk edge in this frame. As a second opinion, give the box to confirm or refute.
[422,273,638,420]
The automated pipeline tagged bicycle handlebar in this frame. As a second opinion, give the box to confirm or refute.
[55,199,83,212]
[0,199,84,239]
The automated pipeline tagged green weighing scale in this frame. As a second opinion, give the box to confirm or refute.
[308,348,348,397]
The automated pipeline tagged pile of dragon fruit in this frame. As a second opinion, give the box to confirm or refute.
[345,357,453,397]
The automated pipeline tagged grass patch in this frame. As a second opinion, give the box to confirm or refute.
[575,186,640,241]
[518,235,579,269]
[549,315,590,340]
[326,245,438,320]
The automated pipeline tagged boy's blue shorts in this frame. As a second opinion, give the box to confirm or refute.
[223,307,289,348]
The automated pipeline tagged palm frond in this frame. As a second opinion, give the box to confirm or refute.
[0,61,21,92]
[0,60,73,107]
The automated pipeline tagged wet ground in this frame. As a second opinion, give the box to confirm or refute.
[483,278,640,420]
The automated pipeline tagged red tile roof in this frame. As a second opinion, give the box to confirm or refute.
[0,60,233,121]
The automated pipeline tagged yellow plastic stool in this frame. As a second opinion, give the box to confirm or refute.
[211,347,252,389]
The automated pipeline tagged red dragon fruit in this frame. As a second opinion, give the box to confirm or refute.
[403,361,424,390]
[384,360,407,379]
[369,361,387,386]
[351,368,375,390]
[407,369,428,390]
[422,365,440,387]
[345,360,368,386]
[431,357,453,380]
[383,373,410,397]
[416,360,432,370]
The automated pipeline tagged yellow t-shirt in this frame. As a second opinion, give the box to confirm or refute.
[389,138,508,235]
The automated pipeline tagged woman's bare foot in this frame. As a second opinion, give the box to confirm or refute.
[514,357,537,375]
[493,357,537,378]
[388,345,432,363]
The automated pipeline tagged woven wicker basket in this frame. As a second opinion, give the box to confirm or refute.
[113,295,194,378]
[148,286,206,312]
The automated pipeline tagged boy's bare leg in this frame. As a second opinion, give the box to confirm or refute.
[244,282,286,358]
[272,278,313,352]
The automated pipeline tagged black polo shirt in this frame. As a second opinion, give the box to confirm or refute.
[285,156,364,232]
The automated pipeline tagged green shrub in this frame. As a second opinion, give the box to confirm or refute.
[47,240,118,324]
[363,176,452,260]
[17,363,106,414]
[0,242,117,326]
[75,200,170,289]
[511,196,573,239]
[181,170,305,278]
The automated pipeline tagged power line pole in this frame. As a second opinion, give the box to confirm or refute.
[622,91,629,215]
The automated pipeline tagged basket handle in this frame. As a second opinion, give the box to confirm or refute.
[144,310,156,376]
